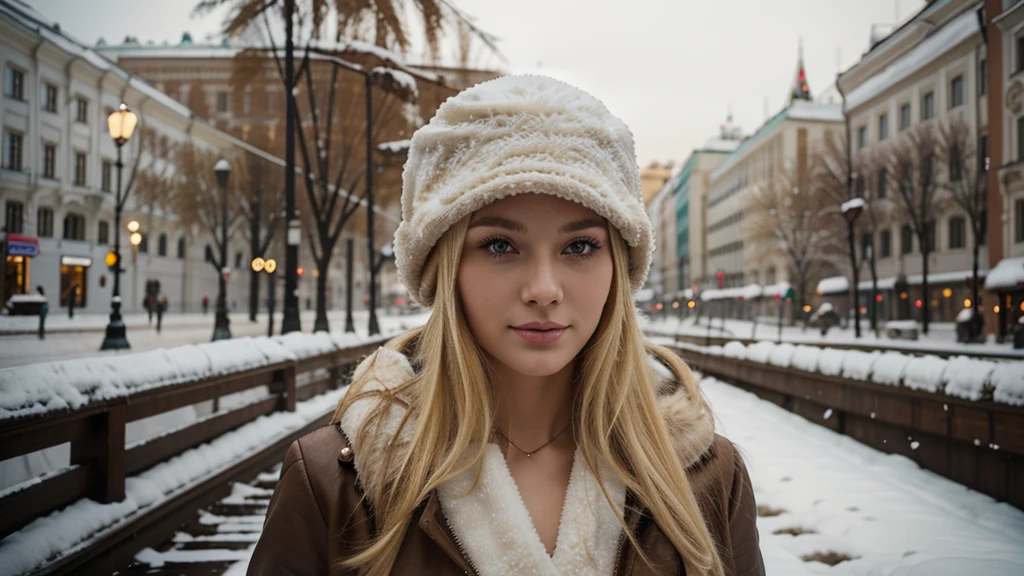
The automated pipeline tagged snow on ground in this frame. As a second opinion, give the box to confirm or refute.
[702,373,1024,576]
[644,315,1024,359]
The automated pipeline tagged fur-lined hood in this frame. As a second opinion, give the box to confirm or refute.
[338,346,716,496]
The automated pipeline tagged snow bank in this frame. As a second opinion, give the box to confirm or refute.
[903,355,947,393]
[943,356,997,402]
[818,347,847,376]
[722,341,747,360]
[767,343,797,368]
[872,352,912,386]
[0,332,381,420]
[992,363,1024,406]
[790,345,822,372]
[746,341,777,364]
[841,350,879,381]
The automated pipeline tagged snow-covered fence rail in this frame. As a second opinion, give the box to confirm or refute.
[666,341,1024,511]
[0,332,386,571]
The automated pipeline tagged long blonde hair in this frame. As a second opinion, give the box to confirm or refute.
[331,216,724,575]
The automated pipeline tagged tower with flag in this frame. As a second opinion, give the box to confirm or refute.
[790,39,812,103]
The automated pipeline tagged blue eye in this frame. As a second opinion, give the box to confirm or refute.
[564,238,601,259]
[479,237,516,259]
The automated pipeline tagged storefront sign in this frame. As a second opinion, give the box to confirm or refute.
[60,256,93,267]
[6,235,39,257]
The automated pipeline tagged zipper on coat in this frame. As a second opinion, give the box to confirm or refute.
[443,511,480,576]
[611,528,627,576]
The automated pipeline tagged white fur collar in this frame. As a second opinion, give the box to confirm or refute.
[338,346,715,575]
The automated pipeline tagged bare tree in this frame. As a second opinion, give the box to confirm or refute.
[172,144,243,281]
[886,124,947,335]
[938,115,986,326]
[233,130,285,322]
[746,163,843,321]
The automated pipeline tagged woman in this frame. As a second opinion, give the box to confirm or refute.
[248,75,764,576]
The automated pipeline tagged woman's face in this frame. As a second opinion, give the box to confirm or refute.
[458,193,614,378]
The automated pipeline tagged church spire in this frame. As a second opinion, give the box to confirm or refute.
[790,38,812,103]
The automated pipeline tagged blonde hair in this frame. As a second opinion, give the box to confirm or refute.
[331,216,724,575]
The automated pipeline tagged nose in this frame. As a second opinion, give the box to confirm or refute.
[521,254,562,306]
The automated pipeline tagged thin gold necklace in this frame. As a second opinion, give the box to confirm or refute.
[493,423,571,458]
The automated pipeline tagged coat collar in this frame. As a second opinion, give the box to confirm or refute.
[338,346,716,575]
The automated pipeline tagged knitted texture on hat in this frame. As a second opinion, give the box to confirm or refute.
[395,74,653,306]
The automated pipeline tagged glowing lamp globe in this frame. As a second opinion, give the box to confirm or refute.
[107,103,138,146]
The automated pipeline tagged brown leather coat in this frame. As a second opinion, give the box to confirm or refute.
[248,350,765,575]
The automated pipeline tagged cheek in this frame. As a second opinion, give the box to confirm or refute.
[457,256,506,327]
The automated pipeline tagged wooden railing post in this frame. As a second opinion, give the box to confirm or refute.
[270,363,298,412]
[70,399,126,504]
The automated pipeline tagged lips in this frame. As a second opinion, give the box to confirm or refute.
[510,321,568,345]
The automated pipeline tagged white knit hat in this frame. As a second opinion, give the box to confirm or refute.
[394,75,653,306]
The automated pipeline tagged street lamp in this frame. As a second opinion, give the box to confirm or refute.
[212,159,232,341]
[101,103,138,351]
[842,197,866,338]
[128,220,142,315]
[368,242,394,335]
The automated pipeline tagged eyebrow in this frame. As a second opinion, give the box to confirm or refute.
[467,217,606,234]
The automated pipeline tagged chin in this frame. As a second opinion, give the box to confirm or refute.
[491,339,578,377]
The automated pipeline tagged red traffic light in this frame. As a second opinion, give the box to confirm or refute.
[297,267,304,276]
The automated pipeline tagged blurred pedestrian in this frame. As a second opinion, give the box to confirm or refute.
[202,295,209,315]
[156,293,168,333]
[67,285,77,319]
[37,286,48,340]
[145,293,155,324]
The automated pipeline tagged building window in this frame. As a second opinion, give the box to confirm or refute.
[266,90,276,112]
[139,233,148,254]
[857,126,867,150]
[861,232,873,258]
[899,103,911,131]
[925,220,936,252]
[880,229,892,258]
[179,84,191,106]
[950,143,963,181]
[979,58,988,96]
[901,224,913,254]
[74,152,86,186]
[216,91,229,113]
[37,207,54,237]
[204,244,213,262]
[42,144,56,179]
[98,220,109,244]
[75,96,88,123]
[1019,116,1024,163]
[42,82,57,112]
[878,113,888,141]
[1016,199,1024,244]
[177,236,185,259]
[60,262,87,308]
[4,65,24,100]
[949,75,964,109]
[4,131,23,171]
[235,251,243,269]
[158,233,167,257]
[1017,33,1024,73]
[5,201,23,234]
[949,216,966,249]
[101,161,112,192]
[877,167,887,199]
[921,91,934,121]
[63,212,85,241]
[243,88,251,114]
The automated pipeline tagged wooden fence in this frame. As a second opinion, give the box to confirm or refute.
[0,338,385,575]
[671,344,1024,511]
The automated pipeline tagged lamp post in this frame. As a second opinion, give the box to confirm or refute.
[212,159,232,341]
[842,197,865,338]
[368,242,393,335]
[101,103,138,351]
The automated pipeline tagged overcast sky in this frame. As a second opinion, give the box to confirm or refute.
[28,0,925,167]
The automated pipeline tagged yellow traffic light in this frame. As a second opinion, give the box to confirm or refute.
[105,251,118,267]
